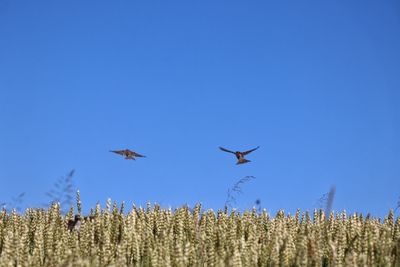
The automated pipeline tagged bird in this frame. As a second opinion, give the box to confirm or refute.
[67,215,95,231]
[219,146,259,164]
[110,149,146,160]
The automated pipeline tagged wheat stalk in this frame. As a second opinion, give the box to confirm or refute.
[0,197,399,266]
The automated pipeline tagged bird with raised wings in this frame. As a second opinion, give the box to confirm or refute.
[110,149,146,160]
[219,146,259,164]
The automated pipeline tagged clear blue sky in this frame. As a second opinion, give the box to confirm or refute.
[1,1,399,217]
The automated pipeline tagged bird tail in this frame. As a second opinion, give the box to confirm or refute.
[237,158,251,164]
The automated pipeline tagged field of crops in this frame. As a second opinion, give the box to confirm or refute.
[0,198,399,267]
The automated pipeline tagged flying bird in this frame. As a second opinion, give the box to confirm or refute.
[110,149,146,160]
[219,146,259,164]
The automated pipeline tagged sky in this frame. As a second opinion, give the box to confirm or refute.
[0,1,399,218]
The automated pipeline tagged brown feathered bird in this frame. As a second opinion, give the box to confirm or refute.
[110,149,146,160]
[219,146,259,164]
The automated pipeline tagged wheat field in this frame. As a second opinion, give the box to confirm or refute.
[0,196,399,266]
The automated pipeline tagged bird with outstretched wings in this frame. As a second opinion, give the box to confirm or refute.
[219,146,259,164]
[110,149,146,160]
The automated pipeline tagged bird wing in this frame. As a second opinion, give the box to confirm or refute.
[242,146,260,155]
[124,149,146,157]
[110,150,125,156]
[219,147,236,154]
[132,152,145,157]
